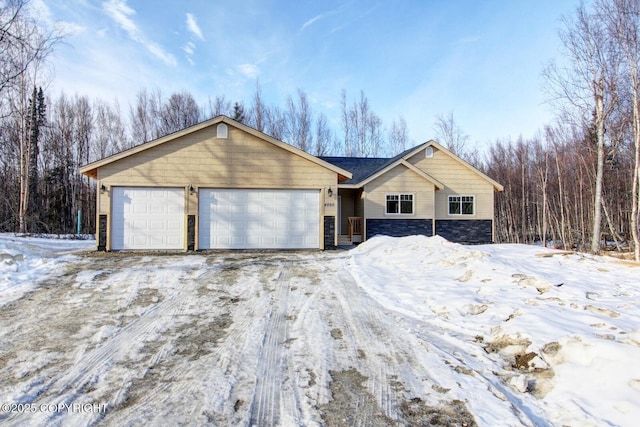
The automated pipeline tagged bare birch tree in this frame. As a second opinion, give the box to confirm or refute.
[251,80,266,132]
[286,89,312,151]
[129,88,154,144]
[388,115,410,154]
[4,2,61,233]
[158,91,201,136]
[314,113,334,156]
[600,0,640,261]
[544,3,620,253]
[206,94,231,119]
[340,90,384,157]
[433,111,469,158]
[265,105,287,141]
[0,0,56,101]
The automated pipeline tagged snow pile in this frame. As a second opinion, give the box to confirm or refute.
[350,235,640,426]
[0,234,94,305]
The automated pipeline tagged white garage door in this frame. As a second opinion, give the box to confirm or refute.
[198,189,320,249]
[112,187,185,250]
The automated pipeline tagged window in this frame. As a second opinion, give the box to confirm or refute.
[216,123,228,139]
[386,194,413,214]
[425,146,434,158]
[448,195,475,215]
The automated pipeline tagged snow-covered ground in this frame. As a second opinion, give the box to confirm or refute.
[0,234,639,426]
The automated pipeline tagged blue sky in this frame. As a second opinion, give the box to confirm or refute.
[36,0,578,152]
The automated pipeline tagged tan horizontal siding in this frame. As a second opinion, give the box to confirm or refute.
[99,126,336,190]
[97,124,338,224]
[408,148,495,220]
[363,164,434,219]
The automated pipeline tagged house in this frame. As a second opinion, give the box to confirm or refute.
[79,116,502,251]
[320,143,503,245]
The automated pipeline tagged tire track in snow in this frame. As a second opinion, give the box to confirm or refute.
[329,270,402,422]
[248,268,293,427]
[100,262,254,426]
[105,257,295,426]
[2,265,203,427]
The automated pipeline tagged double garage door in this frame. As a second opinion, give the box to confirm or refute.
[111,187,320,250]
[198,189,319,249]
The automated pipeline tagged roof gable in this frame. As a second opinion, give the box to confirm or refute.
[410,141,504,191]
[79,116,352,180]
[320,142,441,189]
[321,141,503,192]
[359,159,444,189]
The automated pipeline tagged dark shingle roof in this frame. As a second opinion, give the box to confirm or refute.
[320,143,426,185]
[318,157,389,184]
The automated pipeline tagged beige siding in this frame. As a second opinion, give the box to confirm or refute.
[363,164,435,219]
[98,126,338,217]
[99,128,334,188]
[408,148,494,220]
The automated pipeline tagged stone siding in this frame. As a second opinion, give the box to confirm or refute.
[435,219,493,244]
[324,216,336,248]
[365,219,433,239]
[98,215,107,251]
[187,215,195,251]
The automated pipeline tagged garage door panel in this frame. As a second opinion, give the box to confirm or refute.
[112,187,185,250]
[133,235,148,246]
[216,220,233,231]
[165,236,182,246]
[133,204,148,214]
[166,220,182,230]
[198,189,320,249]
[133,219,147,229]
[247,205,261,215]
[148,220,162,229]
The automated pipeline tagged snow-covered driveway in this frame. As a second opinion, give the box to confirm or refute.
[1,235,639,426]
[0,244,472,426]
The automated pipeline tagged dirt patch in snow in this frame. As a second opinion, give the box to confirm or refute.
[320,369,477,427]
[398,397,477,427]
[320,368,395,426]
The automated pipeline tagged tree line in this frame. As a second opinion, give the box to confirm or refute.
[1,0,640,261]
[487,0,640,261]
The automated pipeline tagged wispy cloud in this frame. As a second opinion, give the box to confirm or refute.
[102,0,176,66]
[236,64,260,79]
[147,42,177,67]
[30,0,84,36]
[183,41,195,56]
[300,8,343,32]
[186,13,204,41]
[301,13,326,31]
[102,0,137,37]
[300,6,348,33]
[183,41,196,65]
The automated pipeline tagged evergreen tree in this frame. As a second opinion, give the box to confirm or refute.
[25,86,46,231]
[232,102,245,123]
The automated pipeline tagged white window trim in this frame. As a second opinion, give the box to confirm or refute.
[216,123,228,139]
[448,195,476,216]
[385,193,415,215]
